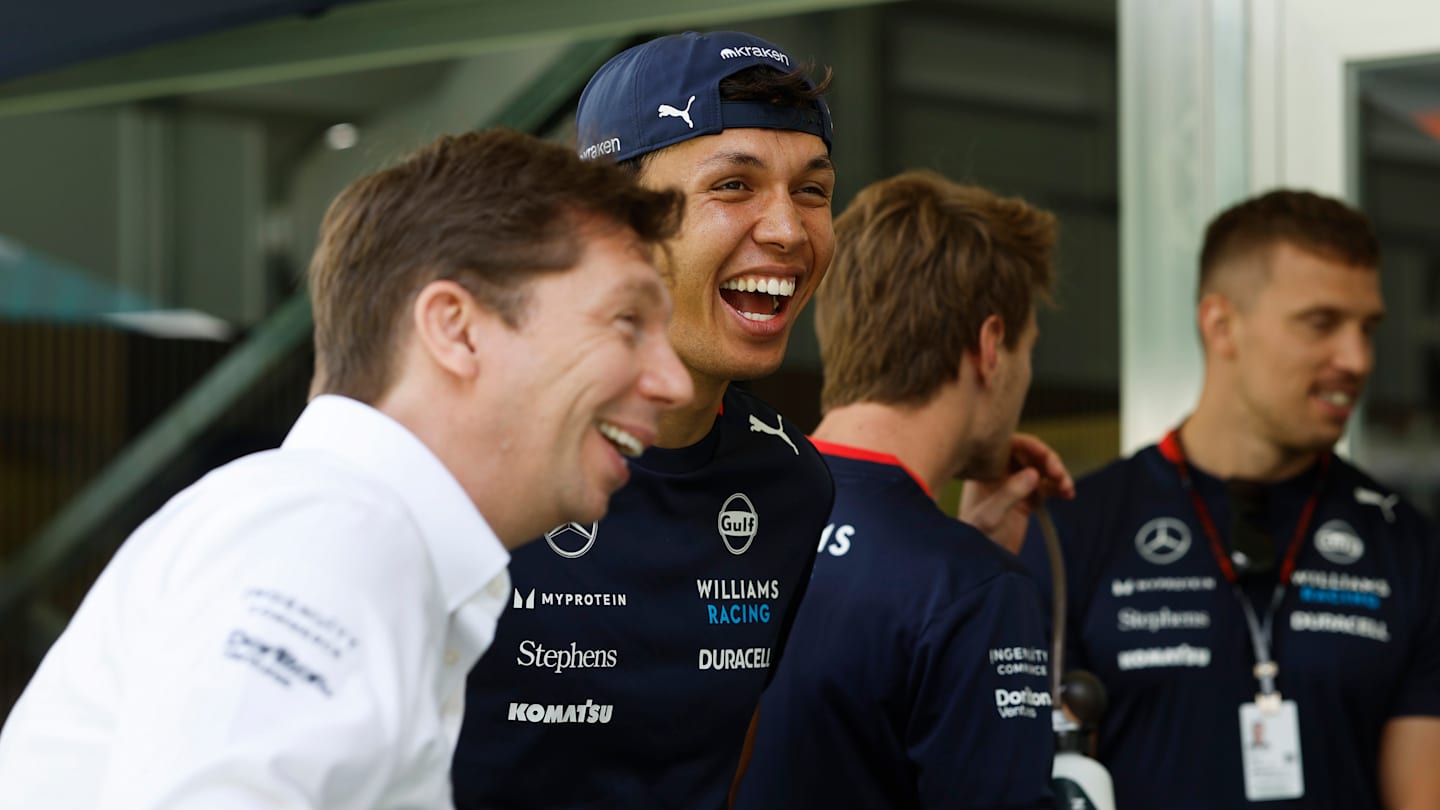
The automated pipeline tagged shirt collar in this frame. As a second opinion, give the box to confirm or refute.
[808,436,933,498]
[283,395,509,612]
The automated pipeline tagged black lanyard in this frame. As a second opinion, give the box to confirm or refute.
[1158,428,1329,704]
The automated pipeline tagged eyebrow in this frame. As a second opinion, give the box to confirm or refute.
[602,276,667,306]
[696,151,835,175]
[1294,304,1386,321]
[697,151,766,172]
[806,155,836,173]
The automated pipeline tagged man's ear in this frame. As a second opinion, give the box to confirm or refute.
[411,279,490,380]
[974,313,1006,386]
[1198,292,1238,359]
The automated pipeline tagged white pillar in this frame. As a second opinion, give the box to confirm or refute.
[1119,0,1249,453]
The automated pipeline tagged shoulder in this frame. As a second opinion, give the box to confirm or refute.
[1327,456,1437,542]
[1050,445,1169,531]
[897,510,1038,599]
[100,451,444,720]
[1330,457,1428,523]
[150,449,432,600]
[721,385,803,442]
[721,386,832,483]
[943,522,1039,592]
[915,543,1047,640]
[1073,445,1164,499]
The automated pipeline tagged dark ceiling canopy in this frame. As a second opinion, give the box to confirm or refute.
[0,0,375,83]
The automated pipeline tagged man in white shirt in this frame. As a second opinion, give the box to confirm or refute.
[0,128,692,809]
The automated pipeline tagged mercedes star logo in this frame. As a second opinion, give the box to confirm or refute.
[1134,517,1192,565]
[545,522,599,559]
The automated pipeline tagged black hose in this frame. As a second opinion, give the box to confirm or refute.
[1035,502,1066,704]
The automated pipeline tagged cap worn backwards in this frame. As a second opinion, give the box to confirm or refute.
[575,30,834,164]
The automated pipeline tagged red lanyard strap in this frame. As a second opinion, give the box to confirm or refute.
[1158,428,1331,698]
[1158,429,1329,586]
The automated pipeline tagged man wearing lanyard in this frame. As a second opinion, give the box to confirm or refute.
[1021,189,1440,809]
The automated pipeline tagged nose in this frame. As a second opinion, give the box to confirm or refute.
[640,334,694,411]
[752,189,808,253]
[1333,323,1374,379]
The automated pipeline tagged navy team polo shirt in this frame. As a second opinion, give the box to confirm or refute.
[736,439,1054,810]
[1021,445,1440,810]
[451,385,833,809]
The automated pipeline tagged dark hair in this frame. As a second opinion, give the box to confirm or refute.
[1198,189,1378,299]
[816,171,1057,413]
[309,127,682,403]
[619,64,833,178]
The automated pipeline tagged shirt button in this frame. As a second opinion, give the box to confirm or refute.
[444,648,459,666]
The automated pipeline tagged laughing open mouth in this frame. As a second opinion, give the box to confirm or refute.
[719,275,797,323]
[598,422,644,458]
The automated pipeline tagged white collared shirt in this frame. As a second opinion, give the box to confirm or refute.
[0,395,509,809]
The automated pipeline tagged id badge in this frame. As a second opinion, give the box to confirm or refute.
[1238,700,1304,801]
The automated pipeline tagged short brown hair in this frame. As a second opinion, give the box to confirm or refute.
[1199,189,1378,299]
[816,171,1057,413]
[309,128,682,403]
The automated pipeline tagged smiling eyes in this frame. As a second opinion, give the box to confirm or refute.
[1296,310,1382,339]
[1300,311,1340,335]
[614,307,672,346]
[709,178,832,203]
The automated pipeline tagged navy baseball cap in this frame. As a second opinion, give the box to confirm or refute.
[575,31,833,164]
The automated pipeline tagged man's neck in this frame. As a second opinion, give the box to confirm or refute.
[656,371,729,449]
[812,401,965,497]
[1179,402,1322,482]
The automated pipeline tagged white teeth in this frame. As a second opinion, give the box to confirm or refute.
[739,311,778,323]
[598,422,644,458]
[1319,391,1353,407]
[719,276,797,297]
